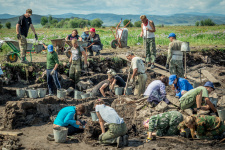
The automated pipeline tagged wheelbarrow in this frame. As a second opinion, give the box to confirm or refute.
[110,19,131,49]
[51,38,65,55]
[64,40,92,58]
[4,40,40,63]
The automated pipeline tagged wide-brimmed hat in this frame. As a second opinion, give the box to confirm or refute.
[84,27,89,32]
[204,81,215,90]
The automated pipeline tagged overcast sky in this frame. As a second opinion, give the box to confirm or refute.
[1,0,225,15]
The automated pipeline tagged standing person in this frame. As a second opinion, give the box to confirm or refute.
[43,44,61,96]
[69,39,87,85]
[107,69,126,90]
[179,81,217,115]
[143,75,170,106]
[166,33,184,77]
[16,9,38,63]
[87,28,102,56]
[126,52,147,96]
[65,29,82,41]
[140,15,156,69]
[81,27,89,41]
[169,74,193,98]
[143,111,183,142]
[95,99,128,148]
[53,105,86,136]
[178,115,225,140]
[91,75,114,98]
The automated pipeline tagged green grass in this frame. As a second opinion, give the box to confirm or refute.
[0,25,225,55]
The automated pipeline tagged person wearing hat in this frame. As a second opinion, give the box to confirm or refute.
[81,27,90,41]
[166,33,184,77]
[43,44,61,96]
[169,74,193,98]
[179,81,217,115]
[86,28,102,56]
[126,52,147,96]
[107,69,126,90]
[140,15,156,69]
[16,9,38,63]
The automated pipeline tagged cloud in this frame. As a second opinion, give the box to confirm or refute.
[0,0,225,15]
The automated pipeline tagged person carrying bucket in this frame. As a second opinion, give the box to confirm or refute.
[69,39,87,86]
[107,69,126,91]
[53,105,86,136]
[94,99,128,148]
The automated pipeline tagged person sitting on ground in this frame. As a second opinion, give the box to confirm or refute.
[91,74,115,98]
[69,39,87,85]
[95,99,128,148]
[65,29,82,41]
[143,111,183,142]
[143,75,170,107]
[43,44,61,96]
[107,69,126,91]
[178,115,225,140]
[81,27,89,41]
[53,105,86,136]
[86,28,102,56]
[179,81,217,115]
[169,74,193,98]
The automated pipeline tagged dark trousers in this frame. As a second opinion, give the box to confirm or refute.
[46,69,61,94]
[67,126,84,136]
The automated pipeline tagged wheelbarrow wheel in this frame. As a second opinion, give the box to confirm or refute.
[6,52,18,63]
[65,47,72,58]
[111,39,118,49]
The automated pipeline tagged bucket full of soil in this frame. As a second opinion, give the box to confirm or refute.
[57,89,66,99]
[218,109,225,121]
[74,90,82,99]
[125,86,132,95]
[38,88,47,98]
[115,87,124,95]
[16,89,25,98]
[81,93,90,99]
[28,89,38,99]
[90,111,98,121]
[53,127,68,143]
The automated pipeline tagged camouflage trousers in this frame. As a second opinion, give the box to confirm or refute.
[18,35,27,58]
[134,73,147,96]
[144,37,156,63]
[198,123,225,139]
[69,59,81,85]
[149,111,183,136]
[100,123,127,144]
[169,60,184,78]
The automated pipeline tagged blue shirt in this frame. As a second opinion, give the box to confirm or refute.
[174,78,193,98]
[81,32,89,41]
[53,106,79,128]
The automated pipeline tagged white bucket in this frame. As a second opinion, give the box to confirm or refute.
[38,88,47,98]
[57,89,67,99]
[53,127,68,143]
[16,89,25,98]
[218,109,225,121]
[28,89,38,99]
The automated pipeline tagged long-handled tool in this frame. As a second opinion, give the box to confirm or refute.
[124,65,132,95]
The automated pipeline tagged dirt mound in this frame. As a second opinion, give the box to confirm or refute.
[0,135,22,150]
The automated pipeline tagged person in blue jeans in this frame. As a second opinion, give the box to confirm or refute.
[43,44,61,96]
[53,105,86,135]
[169,74,193,98]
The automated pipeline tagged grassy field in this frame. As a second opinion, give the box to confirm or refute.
[0,25,225,55]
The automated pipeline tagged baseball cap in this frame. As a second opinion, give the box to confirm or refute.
[168,33,176,38]
[48,44,54,52]
[204,81,215,90]
[90,28,95,32]
[169,75,177,85]
[26,9,32,15]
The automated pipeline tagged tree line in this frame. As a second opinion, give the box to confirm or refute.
[195,19,216,26]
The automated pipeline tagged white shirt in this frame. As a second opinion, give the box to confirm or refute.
[142,21,155,38]
[131,57,145,73]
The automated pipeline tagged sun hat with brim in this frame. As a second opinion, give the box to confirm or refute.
[204,81,215,90]
[169,75,177,85]
[84,27,89,32]
[48,44,54,52]
[168,33,176,38]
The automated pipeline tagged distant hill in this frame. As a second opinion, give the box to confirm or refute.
[0,13,16,19]
[1,13,225,27]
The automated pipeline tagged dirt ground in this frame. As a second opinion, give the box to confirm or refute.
[0,46,225,149]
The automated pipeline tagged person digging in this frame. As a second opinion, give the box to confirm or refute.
[107,69,126,91]
[16,9,38,64]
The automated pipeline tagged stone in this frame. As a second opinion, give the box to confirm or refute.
[184,109,193,116]
[197,110,210,115]
[67,87,74,96]
[77,80,93,91]
[155,101,168,112]
[167,95,180,107]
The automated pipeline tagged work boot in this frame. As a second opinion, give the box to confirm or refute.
[47,134,54,141]
[21,57,28,64]
[150,64,155,69]
[95,51,100,56]
[123,135,129,146]
[88,50,93,56]
[117,136,123,148]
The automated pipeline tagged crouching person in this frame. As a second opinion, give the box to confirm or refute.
[53,105,86,136]
[95,99,128,148]
[178,115,225,140]
[143,111,183,142]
